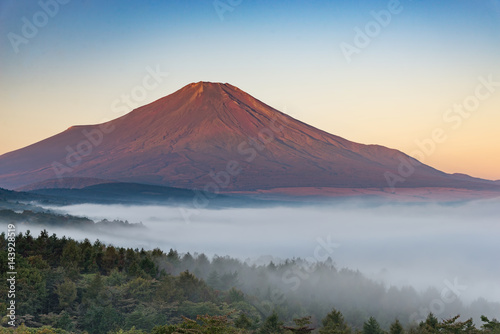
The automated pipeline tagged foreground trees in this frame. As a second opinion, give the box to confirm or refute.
[0,231,498,334]
[1,313,498,334]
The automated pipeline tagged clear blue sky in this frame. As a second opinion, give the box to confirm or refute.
[1,0,500,178]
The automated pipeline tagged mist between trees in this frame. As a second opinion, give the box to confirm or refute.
[33,199,500,306]
[1,230,499,333]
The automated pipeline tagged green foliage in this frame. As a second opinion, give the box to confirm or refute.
[390,319,404,334]
[178,301,222,319]
[320,308,352,334]
[178,270,214,302]
[259,310,285,334]
[151,314,239,334]
[123,305,168,332]
[481,316,500,334]
[15,258,48,316]
[111,327,146,334]
[0,324,72,333]
[80,304,123,334]
[227,288,245,304]
[284,316,315,334]
[363,317,385,334]
[234,312,254,330]
[54,279,76,310]
[54,311,76,332]
[207,271,222,290]
[426,314,439,332]
[1,231,498,334]
[84,273,103,301]
[439,315,479,334]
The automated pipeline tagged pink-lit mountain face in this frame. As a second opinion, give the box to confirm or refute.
[0,82,497,194]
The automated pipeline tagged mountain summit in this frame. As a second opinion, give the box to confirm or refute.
[0,82,497,195]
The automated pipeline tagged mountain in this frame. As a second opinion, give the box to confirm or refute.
[0,82,498,196]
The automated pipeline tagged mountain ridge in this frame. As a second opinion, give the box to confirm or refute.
[0,82,498,196]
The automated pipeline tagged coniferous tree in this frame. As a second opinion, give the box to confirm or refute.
[235,312,254,330]
[390,319,404,334]
[207,270,221,290]
[259,310,285,334]
[439,315,479,334]
[420,313,439,334]
[363,317,384,334]
[320,309,352,334]
[481,316,500,334]
[284,316,314,334]
[85,273,104,301]
[55,278,77,310]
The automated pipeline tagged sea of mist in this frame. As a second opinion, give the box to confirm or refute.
[21,197,500,306]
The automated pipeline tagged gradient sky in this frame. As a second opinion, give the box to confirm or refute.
[1,0,499,180]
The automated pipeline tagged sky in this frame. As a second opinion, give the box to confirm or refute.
[1,0,500,180]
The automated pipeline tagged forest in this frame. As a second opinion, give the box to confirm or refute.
[0,230,499,334]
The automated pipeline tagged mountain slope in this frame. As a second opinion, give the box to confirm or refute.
[0,82,498,193]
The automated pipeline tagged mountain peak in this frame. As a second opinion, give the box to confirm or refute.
[180,81,244,98]
[167,81,237,107]
[183,81,231,93]
[188,81,226,87]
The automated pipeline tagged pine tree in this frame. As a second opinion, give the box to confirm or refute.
[363,317,384,334]
[85,273,103,301]
[235,312,254,330]
[55,278,77,310]
[284,316,314,334]
[259,310,285,334]
[481,316,500,333]
[320,308,352,334]
[420,313,439,333]
[439,315,479,334]
[390,319,404,334]
[207,270,221,290]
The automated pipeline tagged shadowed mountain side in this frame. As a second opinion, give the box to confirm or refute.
[0,82,498,195]
[1,183,275,208]
[17,177,116,191]
[24,182,276,207]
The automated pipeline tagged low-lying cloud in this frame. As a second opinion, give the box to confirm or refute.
[22,198,500,306]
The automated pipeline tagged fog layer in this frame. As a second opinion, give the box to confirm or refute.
[28,198,500,305]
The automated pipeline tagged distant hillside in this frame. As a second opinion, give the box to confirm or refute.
[17,177,116,191]
[27,182,271,207]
